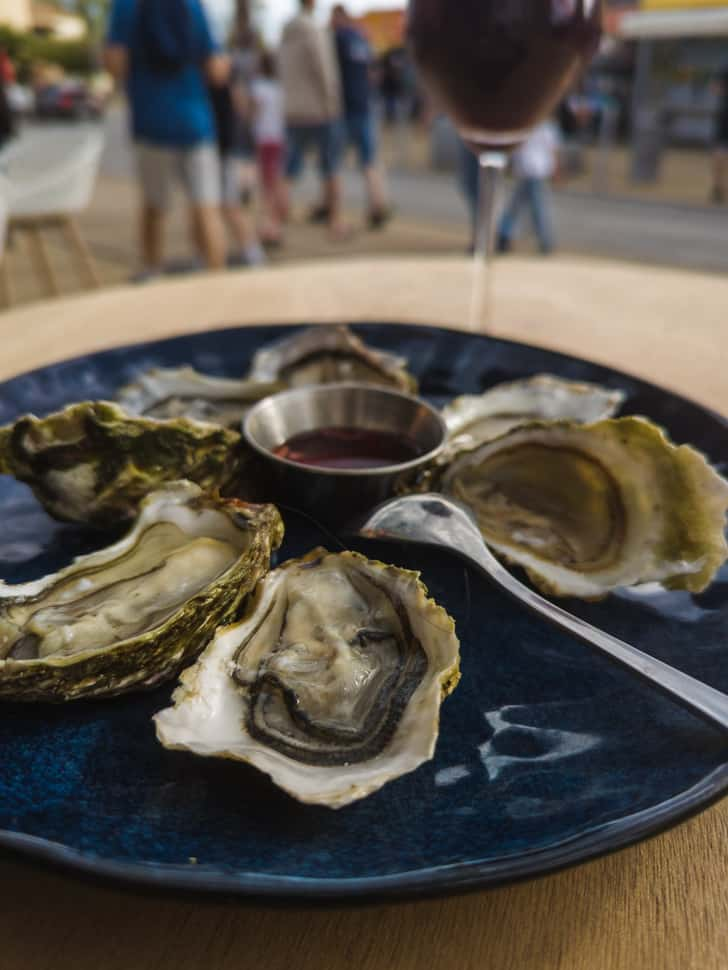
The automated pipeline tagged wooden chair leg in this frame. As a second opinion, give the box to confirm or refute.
[63,217,100,290]
[26,226,60,298]
[0,249,13,308]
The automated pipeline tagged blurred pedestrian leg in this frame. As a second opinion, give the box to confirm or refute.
[497,121,560,255]
[498,178,555,255]
[136,142,226,271]
[104,0,228,275]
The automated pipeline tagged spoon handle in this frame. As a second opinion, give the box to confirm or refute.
[470,539,728,734]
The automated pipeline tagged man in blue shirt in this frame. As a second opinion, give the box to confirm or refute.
[331,4,390,228]
[104,0,228,275]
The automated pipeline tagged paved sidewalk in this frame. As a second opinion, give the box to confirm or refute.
[2,114,728,310]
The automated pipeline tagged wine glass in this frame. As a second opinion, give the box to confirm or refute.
[408,0,602,328]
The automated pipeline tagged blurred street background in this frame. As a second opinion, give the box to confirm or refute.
[2,0,728,306]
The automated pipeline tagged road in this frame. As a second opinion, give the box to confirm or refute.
[102,108,728,275]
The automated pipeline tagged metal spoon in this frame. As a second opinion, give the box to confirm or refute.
[358,493,728,735]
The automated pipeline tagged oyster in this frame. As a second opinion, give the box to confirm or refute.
[0,401,252,527]
[155,549,460,808]
[116,366,282,429]
[247,325,418,393]
[441,375,625,458]
[0,482,284,701]
[439,417,728,599]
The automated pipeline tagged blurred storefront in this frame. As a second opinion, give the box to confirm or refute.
[353,10,406,54]
[611,0,728,178]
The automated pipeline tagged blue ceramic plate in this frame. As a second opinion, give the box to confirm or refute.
[1,323,727,901]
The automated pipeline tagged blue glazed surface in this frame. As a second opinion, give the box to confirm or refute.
[1,322,727,900]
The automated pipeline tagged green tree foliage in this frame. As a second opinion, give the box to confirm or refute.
[59,0,112,41]
[0,25,95,80]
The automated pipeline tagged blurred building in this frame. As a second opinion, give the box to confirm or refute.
[2,0,33,32]
[0,0,86,39]
[353,9,405,53]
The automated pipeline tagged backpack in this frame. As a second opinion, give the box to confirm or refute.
[135,0,202,74]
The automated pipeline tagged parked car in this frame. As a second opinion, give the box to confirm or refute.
[6,83,34,118]
[35,82,103,122]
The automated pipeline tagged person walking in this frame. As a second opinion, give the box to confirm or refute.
[0,49,15,149]
[208,70,265,266]
[497,120,561,255]
[330,4,390,229]
[250,51,287,246]
[105,0,228,277]
[379,47,406,127]
[710,65,728,205]
[228,19,260,206]
[278,0,347,240]
[0,79,13,150]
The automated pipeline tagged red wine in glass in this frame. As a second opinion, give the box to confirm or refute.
[408,0,602,325]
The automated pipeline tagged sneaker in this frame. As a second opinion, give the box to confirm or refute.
[242,243,266,266]
[308,204,330,224]
[368,207,394,230]
[228,245,267,268]
[129,267,162,284]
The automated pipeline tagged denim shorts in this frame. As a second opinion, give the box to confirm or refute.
[285,122,340,179]
[342,113,377,168]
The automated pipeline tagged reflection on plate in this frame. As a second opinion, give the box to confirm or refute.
[1,323,727,900]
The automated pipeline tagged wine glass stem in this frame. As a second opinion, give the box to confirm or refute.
[469,151,507,332]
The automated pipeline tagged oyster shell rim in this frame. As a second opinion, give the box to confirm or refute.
[115,365,285,429]
[246,324,419,394]
[154,548,461,809]
[438,415,728,600]
[439,373,627,461]
[0,482,284,701]
[0,400,250,528]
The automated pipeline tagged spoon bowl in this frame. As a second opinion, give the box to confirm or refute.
[358,493,728,735]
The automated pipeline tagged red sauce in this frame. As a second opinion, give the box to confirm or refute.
[273,427,424,470]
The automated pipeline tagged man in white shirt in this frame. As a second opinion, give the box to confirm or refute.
[279,0,347,239]
[497,121,560,255]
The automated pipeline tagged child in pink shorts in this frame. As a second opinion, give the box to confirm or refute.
[251,52,286,246]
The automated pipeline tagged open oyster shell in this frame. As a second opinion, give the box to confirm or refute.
[441,375,625,459]
[439,417,728,599]
[0,401,252,527]
[155,549,460,809]
[246,325,418,393]
[0,482,284,702]
[116,366,283,429]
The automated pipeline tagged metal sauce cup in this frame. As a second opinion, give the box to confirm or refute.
[243,383,447,526]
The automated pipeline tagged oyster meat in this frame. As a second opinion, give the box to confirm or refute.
[0,482,284,701]
[155,549,460,808]
[246,325,418,393]
[439,417,728,599]
[116,366,282,429]
[441,375,625,458]
[0,401,252,527]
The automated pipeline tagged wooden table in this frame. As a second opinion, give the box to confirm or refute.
[2,257,727,970]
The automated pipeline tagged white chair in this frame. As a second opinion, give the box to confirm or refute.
[1,126,104,303]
